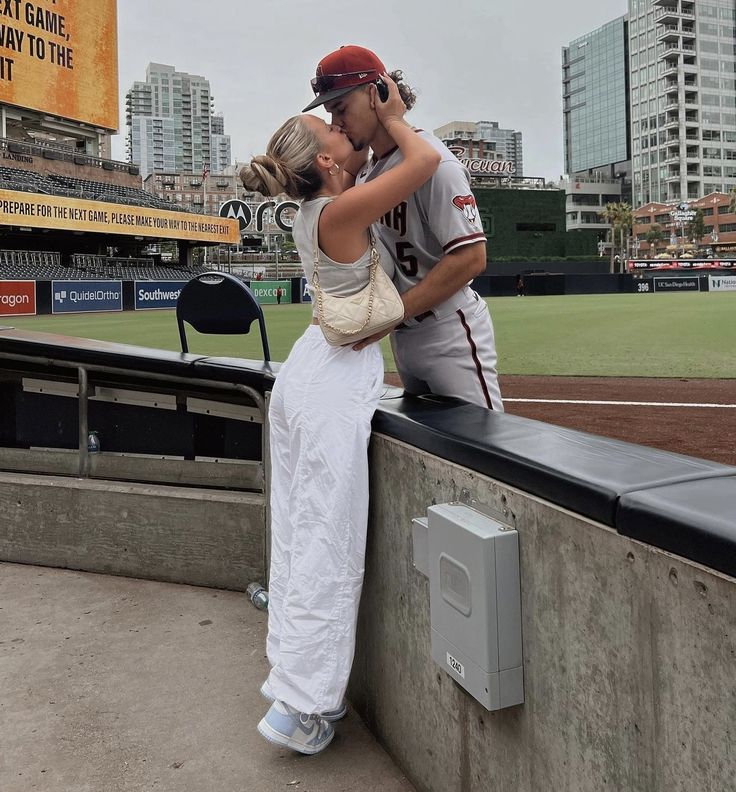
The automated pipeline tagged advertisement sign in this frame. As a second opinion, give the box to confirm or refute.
[709,275,736,292]
[0,0,119,130]
[653,277,700,292]
[447,146,516,175]
[300,277,312,303]
[220,200,300,234]
[134,280,187,310]
[669,203,697,225]
[0,280,36,315]
[52,280,122,314]
[251,280,291,305]
[0,189,239,243]
[628,259,736,271]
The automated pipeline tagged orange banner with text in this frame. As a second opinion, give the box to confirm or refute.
[0,189,239,243]
[0,0,119,130]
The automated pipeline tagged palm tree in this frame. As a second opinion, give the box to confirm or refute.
[645,224,665,258]
[599,202,634,273]
[617,203,634,271]
[600,203,621,274]
[686,208,706,251]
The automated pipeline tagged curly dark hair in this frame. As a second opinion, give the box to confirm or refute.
[388,69,417,111]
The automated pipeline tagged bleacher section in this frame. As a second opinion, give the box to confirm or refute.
[0,250,205,280]
[70,254,205,280]
[0,165,183,212]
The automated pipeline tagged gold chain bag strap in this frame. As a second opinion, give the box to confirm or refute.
[311,204,404,347]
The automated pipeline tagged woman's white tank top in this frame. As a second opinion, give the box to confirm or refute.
[292,196,395,318]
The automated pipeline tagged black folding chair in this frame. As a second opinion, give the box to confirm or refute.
[176,271,271,361]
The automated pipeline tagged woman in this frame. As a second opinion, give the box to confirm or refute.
[240,74,440,755]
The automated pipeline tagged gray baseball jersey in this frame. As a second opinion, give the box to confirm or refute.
[356,131,486,316]
[356,130,503,410]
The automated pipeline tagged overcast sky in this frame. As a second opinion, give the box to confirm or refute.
[112,0,627,179]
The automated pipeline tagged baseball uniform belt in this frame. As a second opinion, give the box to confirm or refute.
[397,310,433,330]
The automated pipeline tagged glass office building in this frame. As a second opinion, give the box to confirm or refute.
[563,16,631,178]
[629,0,736,205]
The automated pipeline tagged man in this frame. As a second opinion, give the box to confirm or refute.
[303,45,502,410]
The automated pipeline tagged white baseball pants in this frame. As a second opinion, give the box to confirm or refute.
[392,290,504,410]
[265,324,384,715]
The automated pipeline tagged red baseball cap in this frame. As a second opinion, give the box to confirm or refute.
[303,45,386,112]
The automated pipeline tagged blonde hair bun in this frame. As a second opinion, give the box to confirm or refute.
[240,116,323,201]
[240,156,288,197]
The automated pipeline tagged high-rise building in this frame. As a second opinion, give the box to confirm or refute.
[566,2,736,209]
[562,16,631,182]
[434,121,523,175]
[210,113,232,176]
[562,16,632,232]
[629,0,736,205]
[126,63,232,179]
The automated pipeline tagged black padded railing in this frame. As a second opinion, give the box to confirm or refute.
[0,327,733,577]
[372,394,736,578]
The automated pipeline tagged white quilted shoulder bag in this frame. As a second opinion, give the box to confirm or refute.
[311,211,404,347]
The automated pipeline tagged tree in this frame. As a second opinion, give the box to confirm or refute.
[729,188,736,216]
[617,203,634,272]
[645,224,665,258]
[600,203,621,274]
[686,208,706,248]
[599,202,634,273]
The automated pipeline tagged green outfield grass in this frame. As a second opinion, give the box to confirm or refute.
[4,292,736,378]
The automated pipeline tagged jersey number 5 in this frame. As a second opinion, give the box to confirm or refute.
[396,242,418,277]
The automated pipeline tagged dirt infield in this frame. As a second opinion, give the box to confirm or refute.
[384,374,736,467]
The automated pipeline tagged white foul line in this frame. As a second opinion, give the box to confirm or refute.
[504,398,736,409]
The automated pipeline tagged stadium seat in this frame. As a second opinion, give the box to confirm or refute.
[176,272,270,361]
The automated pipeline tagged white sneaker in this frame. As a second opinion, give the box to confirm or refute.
[260,679,347,722]
[257,700,334,755]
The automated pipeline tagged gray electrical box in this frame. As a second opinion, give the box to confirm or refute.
[413,502,524,710]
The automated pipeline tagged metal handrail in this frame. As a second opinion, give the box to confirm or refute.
[0,350,269,479]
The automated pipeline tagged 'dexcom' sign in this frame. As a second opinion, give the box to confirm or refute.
[250,280,291,305]
[220,199,299,234]
[52,280,122,314]
[134,281,187,310]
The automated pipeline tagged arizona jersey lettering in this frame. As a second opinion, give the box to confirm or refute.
[356,130,486,318]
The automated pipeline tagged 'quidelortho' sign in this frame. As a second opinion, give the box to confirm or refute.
[134,281,187,310]
[0,280,36,315]
[52,280,122,314]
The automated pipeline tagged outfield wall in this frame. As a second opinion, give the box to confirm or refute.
[0,330,734,792]
[3,271,735,316]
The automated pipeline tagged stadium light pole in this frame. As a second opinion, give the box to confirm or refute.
[202,165,210,268]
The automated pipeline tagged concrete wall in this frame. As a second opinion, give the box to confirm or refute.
[0,472,265,591]
[1,410,734,791]
[349,435,736,792]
